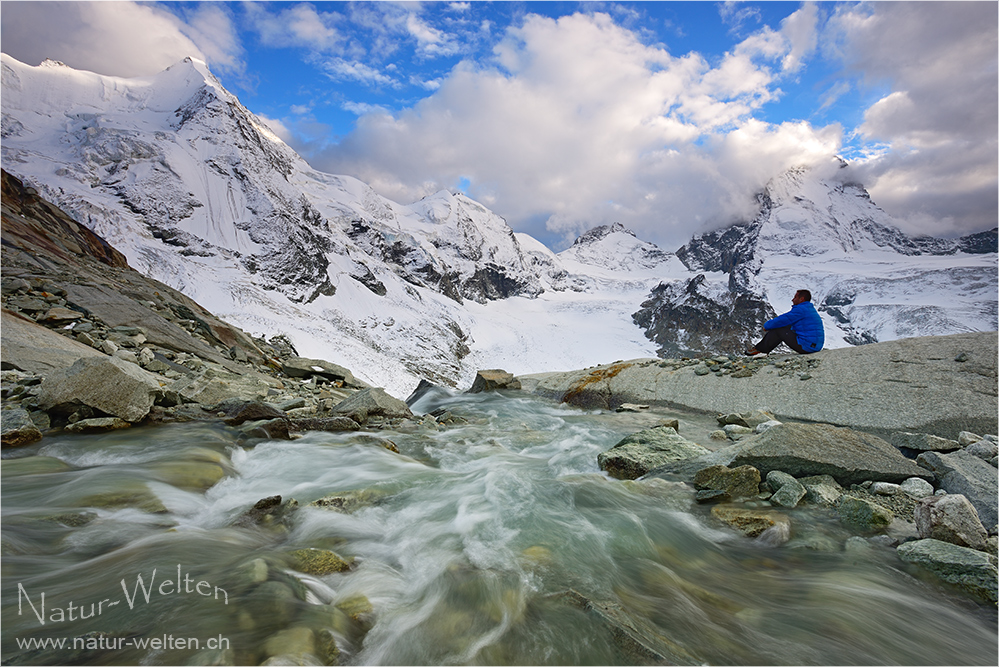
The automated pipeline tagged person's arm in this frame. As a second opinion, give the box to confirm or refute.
[764,309,800,330]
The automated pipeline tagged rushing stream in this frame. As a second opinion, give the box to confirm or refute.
[2,390,997,666]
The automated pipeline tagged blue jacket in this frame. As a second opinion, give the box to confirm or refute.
[764,301,824,352]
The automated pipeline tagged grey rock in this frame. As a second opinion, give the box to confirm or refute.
[767,470,806,508]
[597,426,710,480]
[521,332,999,437]
[958,431,983,446]
[892,432,962,452]
[755,419,782,433]
[964,439,998,462]
[692,464,761,502]
[871,482,901,496]
[1,408,43,447]
[331,387,412,425]
[288,417,361,433]
[281,357,360,386]
[717,409,775,428]
[917,449,998,528]
[37,356,163,423]
[900,477,935,499]
[239,418,291,440]
[112,349,139,365]
[728,423,933,487]
[468,368,522,393]
[896,538,998,603]
[64,417,131,433]
[723,424,753,438]
[1,310,105,374]
[838,496,894,534]
[169,367,273,406]
[914,494,989,551]
[39,306,83,323]
[799,474,844,506]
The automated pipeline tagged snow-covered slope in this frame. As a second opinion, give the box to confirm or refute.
[0,55,668,393]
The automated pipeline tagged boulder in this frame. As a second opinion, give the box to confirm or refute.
[716,410,775,429]
[597,426,710,480]
[896,538,998,604]
[798,475,844,506]
[169,367,273,406]
[281,357,361,387]
[964,439,998,462]
[916,449,998,528]
[520,332,998,437]
[331,387,412,424]
[239,418,291,440]
[1,408,43,447]
[692,465,761,502]
[900,477,935,499]
[727,423,933,487]
[64,417,131,433]
[837,496,893,534]
[209,399,286,426]
[767,471,806,508]
[288,548,352,576]
[891,432,962,453]
[914,494,989,551]
[710,505,791,540]
[37,356,163,423]
[468,369,522,393]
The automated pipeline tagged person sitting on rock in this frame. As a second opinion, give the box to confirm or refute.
[745,289,824,356]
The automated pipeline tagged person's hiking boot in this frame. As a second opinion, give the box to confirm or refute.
[744,347,761,356]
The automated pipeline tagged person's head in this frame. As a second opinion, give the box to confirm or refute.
[793,289,812,305]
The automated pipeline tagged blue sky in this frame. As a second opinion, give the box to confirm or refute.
[1,1,996,249]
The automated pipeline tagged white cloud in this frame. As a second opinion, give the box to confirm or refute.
[826,1,997,237]
[315,11,841,249]
[243,2,343,52]
[0,0,242,78]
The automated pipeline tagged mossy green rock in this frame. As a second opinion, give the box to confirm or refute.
[837,496,893,534]
[598,426,710,480]
[289,548,352,575]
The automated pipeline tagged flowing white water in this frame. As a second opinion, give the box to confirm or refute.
[2,391,996,666]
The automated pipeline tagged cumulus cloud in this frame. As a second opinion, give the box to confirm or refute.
[826,1,997,237]
[314,9,838,249]
[0,0,242,78]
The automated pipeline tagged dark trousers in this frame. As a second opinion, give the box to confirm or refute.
[755,326,806,354]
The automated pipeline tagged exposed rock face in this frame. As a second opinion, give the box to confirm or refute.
[520,331,998,438]
[633,273,775,357]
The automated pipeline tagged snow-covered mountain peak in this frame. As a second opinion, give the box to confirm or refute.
[559,222,677,274]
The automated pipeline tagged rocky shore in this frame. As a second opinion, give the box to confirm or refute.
[518,342,999,604]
